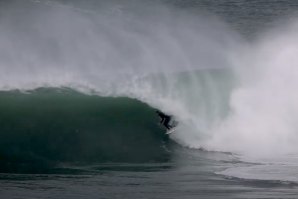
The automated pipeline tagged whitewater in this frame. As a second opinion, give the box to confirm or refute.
[2,0,298,198]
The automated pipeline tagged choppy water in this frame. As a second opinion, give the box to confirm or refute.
[1,149,298,199]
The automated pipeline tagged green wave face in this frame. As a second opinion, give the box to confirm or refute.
[0,88,171,173]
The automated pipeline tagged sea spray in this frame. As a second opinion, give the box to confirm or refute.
[206,20,298,157]
[5,0,298,159]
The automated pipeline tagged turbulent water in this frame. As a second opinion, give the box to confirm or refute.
[2,0,298,198]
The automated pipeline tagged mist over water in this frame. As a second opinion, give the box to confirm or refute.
[1,0,298,160]
[0,0,236,89]
[206,21,298,158]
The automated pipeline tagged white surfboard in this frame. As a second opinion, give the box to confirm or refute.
[166,127,177,135]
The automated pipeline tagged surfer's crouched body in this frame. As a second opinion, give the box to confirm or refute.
[156,110,172,130]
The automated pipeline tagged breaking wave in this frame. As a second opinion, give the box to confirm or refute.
[2,0,298,173]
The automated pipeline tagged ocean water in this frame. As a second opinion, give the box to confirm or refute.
[1,0,298,198]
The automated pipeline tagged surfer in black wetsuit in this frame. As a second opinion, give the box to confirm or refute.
[156,110,172,130]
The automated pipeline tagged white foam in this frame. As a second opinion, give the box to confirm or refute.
[218,154,298,183]
[205,21,298,157]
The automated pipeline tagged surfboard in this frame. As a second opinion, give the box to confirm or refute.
[164,118,178,135]
[166,127,177,135]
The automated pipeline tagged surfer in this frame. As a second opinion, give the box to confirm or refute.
[156,110,172,130]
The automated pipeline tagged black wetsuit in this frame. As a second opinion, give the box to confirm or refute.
[156,111,172,130]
